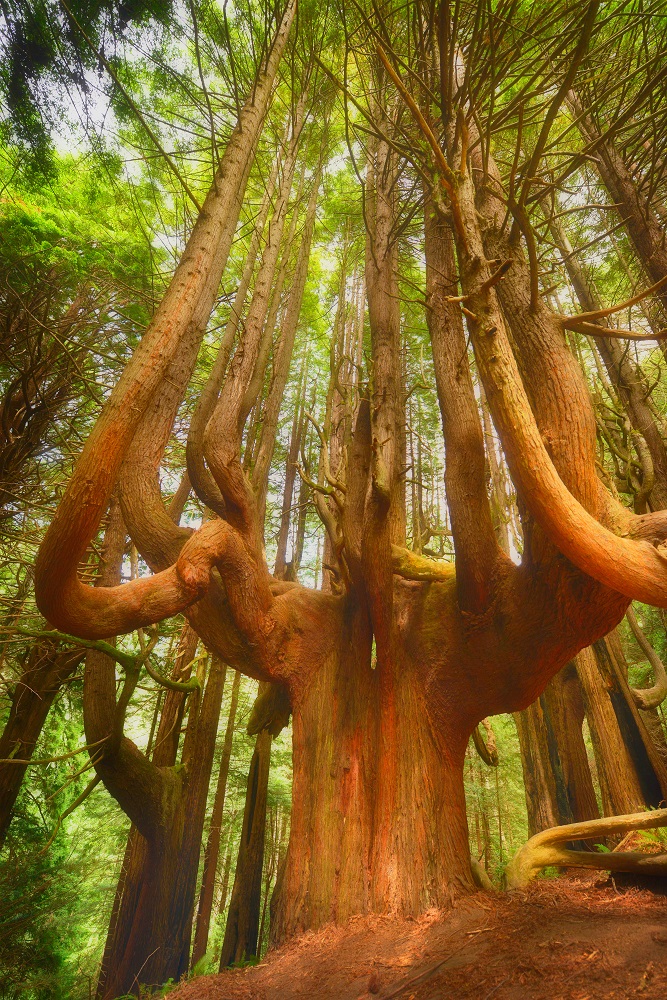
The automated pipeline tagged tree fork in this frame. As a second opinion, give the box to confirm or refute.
[34,0,297,638]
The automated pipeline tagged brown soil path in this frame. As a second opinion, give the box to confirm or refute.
[172,877,667,999]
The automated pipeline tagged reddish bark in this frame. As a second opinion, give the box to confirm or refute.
[548,210,667,510]
[517,667,600,837]
[570,90,667,323]
[192,667,241,968]
[220,681,289,967]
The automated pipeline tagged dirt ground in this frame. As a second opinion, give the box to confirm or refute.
[172,875,667,1000]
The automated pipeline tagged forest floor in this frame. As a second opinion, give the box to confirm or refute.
[172,874,667,1000]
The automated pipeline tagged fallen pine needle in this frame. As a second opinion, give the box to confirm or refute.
[382,937,474,999]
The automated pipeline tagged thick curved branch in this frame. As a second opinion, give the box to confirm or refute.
[507,808,667,888]
[478,315,667,604]
[203,96,307,548]
[562,318,667,341]
[626,605,667,711]
[187,162,279,516]
[455,190,667,605]
[33,2,297,640]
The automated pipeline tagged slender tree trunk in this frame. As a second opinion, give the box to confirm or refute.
[219,682,289,967]
[218,835,235,924]
[219,725,273,967]
[570,91,667,324]
[0,643,82,845]
[257,806,280,956]
[253,167,321,524]
[548,210,667,509]
[191,668,241,968]
[273,362,308,579]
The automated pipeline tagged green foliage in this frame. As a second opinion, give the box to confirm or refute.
[0,688,129,1000]
[0,0,175,172]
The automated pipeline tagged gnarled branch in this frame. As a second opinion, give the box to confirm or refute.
[33,3,297,642]
[507,808,667,887]
[561,273,667,326]
[626,605,667,711]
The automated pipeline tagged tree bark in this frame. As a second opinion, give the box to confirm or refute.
[252,167,321,524]
[548,209,667,509]
[0,643,83,845]
[191,667,241,968]
[34,0,297,639]
[570,90,667,324]
[98,651,226,998]
[96,626,199,998]
[220,681,289,967]
[219,725,273,967]
[271,593,473,944]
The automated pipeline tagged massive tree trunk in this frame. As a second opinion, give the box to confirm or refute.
[271,593,472,944]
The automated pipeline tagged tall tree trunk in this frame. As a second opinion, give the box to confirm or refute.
[98,651,226,998]
[273,361,308,579]
[252,167,321,525]
[96,624,199,998]
[191,667,241,968]
[514,707,562,836]
[219,726,273,967]
[270,596,473,945]
[34,0,297,640]
[584,636,667,811]
[219,682,289,967]
[548,209,667,509]
[570,90,667,324]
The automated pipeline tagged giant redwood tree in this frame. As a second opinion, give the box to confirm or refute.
[29,0,667,974]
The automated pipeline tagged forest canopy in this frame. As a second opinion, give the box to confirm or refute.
[2,0,667,997]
